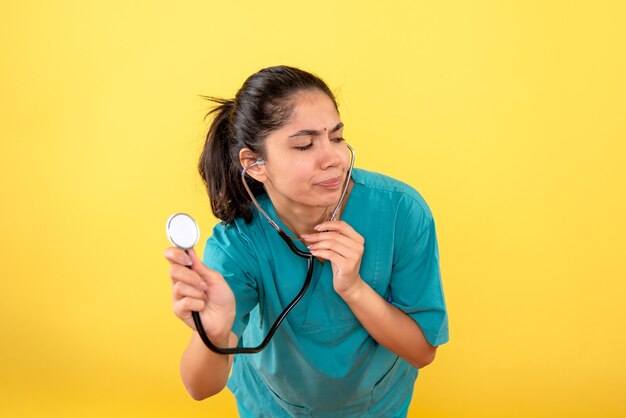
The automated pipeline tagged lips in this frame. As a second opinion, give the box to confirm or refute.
[315,176,343,189]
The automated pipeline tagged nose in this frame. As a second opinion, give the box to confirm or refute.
[318,139,343,170]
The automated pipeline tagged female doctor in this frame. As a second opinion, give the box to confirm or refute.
[164,66,449,417]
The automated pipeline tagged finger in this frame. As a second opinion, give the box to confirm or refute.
[187,248,228,286]
[303,231,358,250]
[312,221,364,243]
[303,230,364,258]
[172,280,207,301]
[187,248,202,268]
[164,247,193,267]
[308,248,345,264]
[170,264,209,292]
[174,296,206,317]
[308,238,359,260]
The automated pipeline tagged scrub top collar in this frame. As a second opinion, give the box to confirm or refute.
[256,170,359,254]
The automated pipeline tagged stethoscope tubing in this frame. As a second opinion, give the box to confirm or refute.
[192,143,354,355]
[191,231,313,354]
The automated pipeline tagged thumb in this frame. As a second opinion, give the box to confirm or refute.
[187,248,224,285]
[187,248,203,268]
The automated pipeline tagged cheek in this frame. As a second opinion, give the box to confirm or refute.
[273,154,315,176]
[283,161,313,189]
[340,145,352,169]
[267,158,310,188]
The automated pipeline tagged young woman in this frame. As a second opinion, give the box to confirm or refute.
[164,66,449,417]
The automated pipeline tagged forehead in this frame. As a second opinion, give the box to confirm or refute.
[284,90,340,128]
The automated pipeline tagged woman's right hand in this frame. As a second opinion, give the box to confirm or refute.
[164,247,236,341]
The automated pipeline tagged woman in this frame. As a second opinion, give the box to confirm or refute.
[164,66,449,417]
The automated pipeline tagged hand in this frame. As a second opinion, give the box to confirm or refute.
[164,247,236,341]
[301,220,365,298]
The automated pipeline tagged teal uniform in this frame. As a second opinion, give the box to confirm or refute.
[203,168,449,417]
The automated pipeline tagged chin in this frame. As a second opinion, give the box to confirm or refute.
[313,192,343,207]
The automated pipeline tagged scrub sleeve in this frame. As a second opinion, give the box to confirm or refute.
[390,196,449,347]
[202,222,260,341]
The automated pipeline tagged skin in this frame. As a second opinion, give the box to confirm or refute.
[164,89,437,401]
[239,89,351,236]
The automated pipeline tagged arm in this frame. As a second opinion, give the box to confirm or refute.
[303,220,441,369]
[180,331,238,399]
[164,247,238,399]
[338,280,436,368]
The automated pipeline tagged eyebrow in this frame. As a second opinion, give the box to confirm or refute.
[288,122,344,138]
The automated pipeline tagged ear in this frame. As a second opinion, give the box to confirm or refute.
[239,148,267,183]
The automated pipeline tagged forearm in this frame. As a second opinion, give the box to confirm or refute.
[180,331,236,400]
[339,279,437,369]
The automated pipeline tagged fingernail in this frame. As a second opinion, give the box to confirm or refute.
[184,257,193,266]
[314,225,322,231]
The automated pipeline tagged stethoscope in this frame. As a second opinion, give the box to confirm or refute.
[166,143,355,355]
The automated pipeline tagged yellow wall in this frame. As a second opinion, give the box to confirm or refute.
[1,1,624,417]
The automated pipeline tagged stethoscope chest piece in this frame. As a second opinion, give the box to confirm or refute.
[166,213,200,250]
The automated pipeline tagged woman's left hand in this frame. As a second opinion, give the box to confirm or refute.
[301,221,365,297]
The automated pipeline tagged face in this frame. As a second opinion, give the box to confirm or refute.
[243,89,351,216]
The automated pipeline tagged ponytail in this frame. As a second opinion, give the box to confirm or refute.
[198,97,261,224]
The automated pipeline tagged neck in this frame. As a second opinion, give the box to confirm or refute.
[267,180,353,238]
[274,201,333,237]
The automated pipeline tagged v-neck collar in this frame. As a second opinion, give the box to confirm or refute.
[256,169,361,256]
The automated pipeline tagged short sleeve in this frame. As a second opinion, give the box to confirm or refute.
[390,197,449,347]
[202,223,259,338]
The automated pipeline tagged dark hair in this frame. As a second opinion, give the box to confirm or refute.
[198,65,338,224]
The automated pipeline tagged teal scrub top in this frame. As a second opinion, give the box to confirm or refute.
[202,168,449,418]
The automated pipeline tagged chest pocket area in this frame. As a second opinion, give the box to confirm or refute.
[295,262,356,333]
[295,254,392,334]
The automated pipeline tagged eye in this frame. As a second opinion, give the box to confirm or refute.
[295,143,313,151]
[331,137,345,143]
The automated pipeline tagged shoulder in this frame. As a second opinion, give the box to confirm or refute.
[351,168,433,220]
[203,211,266,266]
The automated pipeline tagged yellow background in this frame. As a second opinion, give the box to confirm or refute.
[1,1,624,417]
